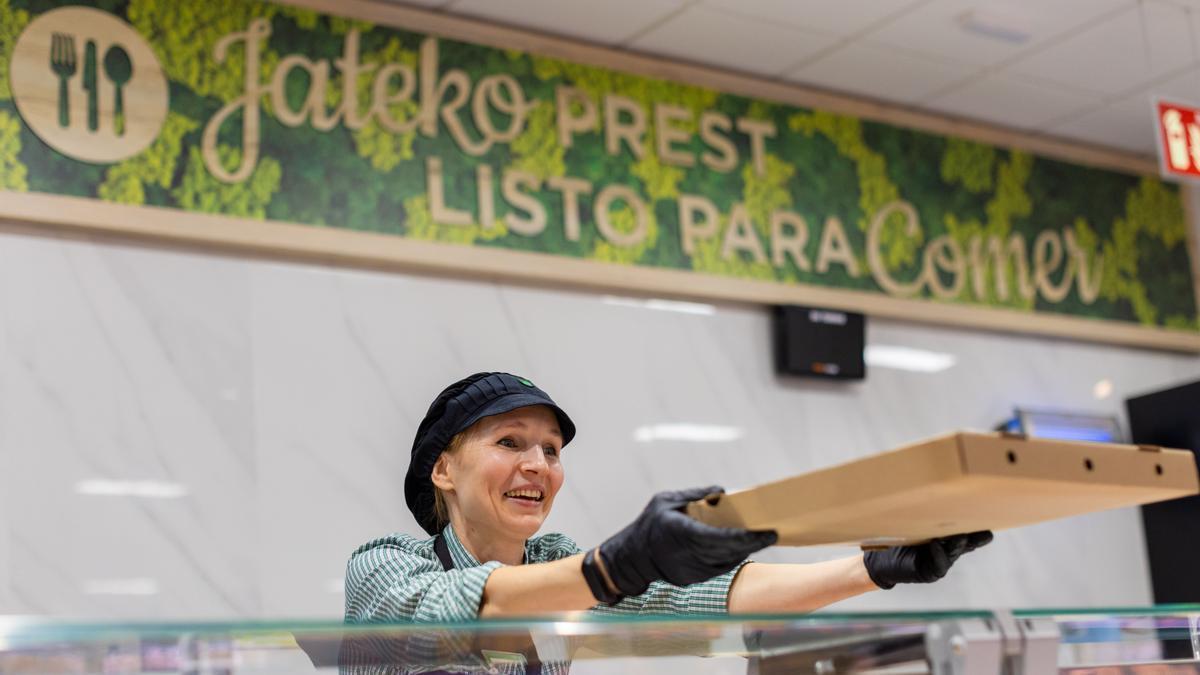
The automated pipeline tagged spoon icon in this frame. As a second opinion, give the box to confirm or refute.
[102,44,132,136]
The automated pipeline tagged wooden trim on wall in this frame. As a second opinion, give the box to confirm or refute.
[3,190,1199,353]
[277,0,1159,177]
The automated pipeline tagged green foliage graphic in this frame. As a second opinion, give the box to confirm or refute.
[526,54,721,265]
[690,154,793,282]
[1101,178,1191,326]
[404,193,507,245]
[941,138,996,194]
[173,145,282,218]
[0,108,28,190]
[510,100,564,180]
[127,0,280,102]
[0,0,30,100]
[98,113,199,204]
[789,110,912,274]
[942,151,1036,310]
[346,37,417,172]
[0,0,1195,333]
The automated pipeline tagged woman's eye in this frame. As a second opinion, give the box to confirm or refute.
[544,446,560,457]
[498,437,517,448]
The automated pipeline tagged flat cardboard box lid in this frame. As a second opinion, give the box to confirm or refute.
[686,431,1200,547]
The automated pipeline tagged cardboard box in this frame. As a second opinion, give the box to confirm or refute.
[686,431,1200,547]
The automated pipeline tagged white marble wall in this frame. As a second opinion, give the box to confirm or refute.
[1,225,1199,620]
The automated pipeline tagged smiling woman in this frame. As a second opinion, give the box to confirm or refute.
[343,372,990,632]
[429,406,567,566]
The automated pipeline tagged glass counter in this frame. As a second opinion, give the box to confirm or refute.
[0,606,1197,674]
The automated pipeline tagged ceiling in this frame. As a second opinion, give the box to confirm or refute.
[382,0,1200,159]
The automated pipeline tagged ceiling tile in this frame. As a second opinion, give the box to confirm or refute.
[785,41,975,105]
[1137,64,1200,106]
[697,0,925,37]
[929,73,1101,130]
[1157,0,1200,9]
[627,5,840,76]
[1046,96,1158,155]
[446,0,688,45]
[1007,1,1197,96]
[871,0,1133,68]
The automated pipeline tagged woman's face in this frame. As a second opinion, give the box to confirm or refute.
[435,405,565,541]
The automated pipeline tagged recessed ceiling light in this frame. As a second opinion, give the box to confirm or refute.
[602,295,715,315]
[83,578,159,596]
[864,345,957,373]
[1093,378,1114,400]
[957,8,1032,44]
[633,424,743,443]
[75,479,189,499]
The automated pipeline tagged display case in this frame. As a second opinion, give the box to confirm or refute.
[2,606,1199,674]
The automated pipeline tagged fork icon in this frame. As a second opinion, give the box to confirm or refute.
[50,32,76,128]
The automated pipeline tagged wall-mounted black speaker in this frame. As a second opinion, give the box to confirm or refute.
[772,305,865,380]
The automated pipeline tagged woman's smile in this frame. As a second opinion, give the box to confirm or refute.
[503,486,545,505]
[504,496,545,511]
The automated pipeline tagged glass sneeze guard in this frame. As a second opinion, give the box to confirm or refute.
[0,606,1198,674]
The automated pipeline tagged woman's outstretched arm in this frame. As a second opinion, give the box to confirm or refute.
[478,554,594,617]
[727,556,877,613]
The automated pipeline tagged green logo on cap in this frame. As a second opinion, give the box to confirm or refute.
[517,377,534,387]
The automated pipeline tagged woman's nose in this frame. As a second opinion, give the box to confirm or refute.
[518,446,550,472]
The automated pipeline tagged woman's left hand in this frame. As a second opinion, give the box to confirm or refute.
[863,531,993,589]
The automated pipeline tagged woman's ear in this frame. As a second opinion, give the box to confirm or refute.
[430,453,455,492]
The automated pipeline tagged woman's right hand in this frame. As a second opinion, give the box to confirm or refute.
[598,485,778,596]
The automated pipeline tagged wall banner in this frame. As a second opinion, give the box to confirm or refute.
[1,0,1198,350]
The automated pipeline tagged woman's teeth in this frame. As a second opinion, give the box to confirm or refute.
[504,489,543,502]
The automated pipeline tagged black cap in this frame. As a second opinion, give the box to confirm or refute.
[404,372,577,534]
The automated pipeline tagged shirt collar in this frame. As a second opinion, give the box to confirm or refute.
[441,522,533,567]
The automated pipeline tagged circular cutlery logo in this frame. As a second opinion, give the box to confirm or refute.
[9,7,168,163]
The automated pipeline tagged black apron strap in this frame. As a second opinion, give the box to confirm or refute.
[433,533,455,572]
[432,533,542,675]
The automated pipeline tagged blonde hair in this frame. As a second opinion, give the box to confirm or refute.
[432,430,471,530]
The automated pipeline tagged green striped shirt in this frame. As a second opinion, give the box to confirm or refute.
[344,523,745,624]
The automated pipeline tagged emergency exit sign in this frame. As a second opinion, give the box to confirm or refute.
[1156,100,1200,181]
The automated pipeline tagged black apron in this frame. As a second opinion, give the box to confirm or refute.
[432,534,543,675]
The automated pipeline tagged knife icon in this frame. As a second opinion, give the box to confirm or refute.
[83,39,97,132]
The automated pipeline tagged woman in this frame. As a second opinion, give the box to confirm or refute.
[344,372,990,623]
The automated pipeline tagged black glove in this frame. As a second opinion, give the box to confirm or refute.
[599,486,778,596]
[864,531,993,589]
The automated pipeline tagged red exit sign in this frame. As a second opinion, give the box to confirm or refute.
[1156,100,1200,180]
